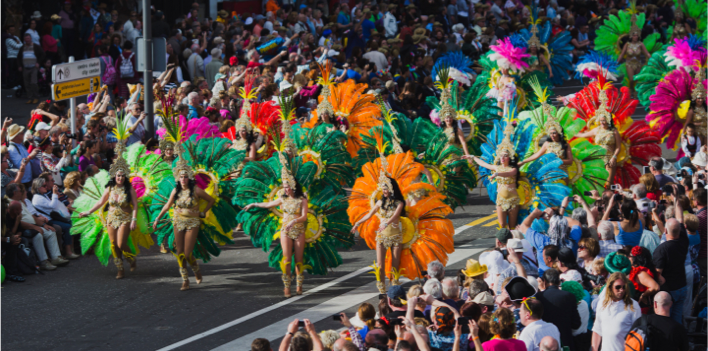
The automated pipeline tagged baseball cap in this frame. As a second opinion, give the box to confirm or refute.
[471,291,494,306]
[495,228,512,244]
[35,122,51,131]
[386,285,407,300]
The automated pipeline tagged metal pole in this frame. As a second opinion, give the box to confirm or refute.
[143,0,154,139]
[69,56,77,139]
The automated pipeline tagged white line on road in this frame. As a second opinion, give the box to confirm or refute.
[211,239,495,351]
[156,223,490,351]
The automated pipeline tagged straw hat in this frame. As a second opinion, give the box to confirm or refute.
[51,14,61,21]
[7,125,25,140]
[462,259,488,277]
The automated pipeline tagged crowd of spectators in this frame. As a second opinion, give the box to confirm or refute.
[251,163,707,351]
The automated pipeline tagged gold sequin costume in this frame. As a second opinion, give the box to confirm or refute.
[173,189,201,231]
[495,165,520,211]
[528,55,543,72]
[231,138,250,177]
[376,200,403,248]
[596,127,617,165]
[694,106,707,140]
[546,142,568,171]
[624,42,644,72]
[443,127,463,165]
[106,186,132,230]
[281,196,306,240]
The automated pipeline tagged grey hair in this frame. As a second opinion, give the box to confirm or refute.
[319,330,339,349]
[665,205,675,220]
[246,49,258,61]
[442,277,459,299]
[571,207,588,226]
[632,183,647,199]
[31,177,47,195]
[423,278,442,299]
[597,220,614,240]
[427,260,445,280]
[188,91,200,102]
[468,279,489,300]
[48,126,61,136]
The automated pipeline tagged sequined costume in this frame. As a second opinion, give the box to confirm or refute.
[106,186,132,230]
[595,127,617,165]
[281,196,306,240]
[173,189,201,231]
[495,165,520,211]
[376,200,403,248]
[624,42,644,72]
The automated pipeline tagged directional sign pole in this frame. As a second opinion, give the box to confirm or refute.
[69,56,77,139]
[143,0,154,139]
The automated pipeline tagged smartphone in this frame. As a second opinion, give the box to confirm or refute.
[333,314,342,321]
[610,184,621,191]
[298,321,305,327]
[643,166,651,174]
[457,317,471,334]
[613,193,623,202]
[699,173,705,180]
[583,191,593,196]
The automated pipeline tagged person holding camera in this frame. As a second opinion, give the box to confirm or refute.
[602,195,645,247]
[649,157,677,187]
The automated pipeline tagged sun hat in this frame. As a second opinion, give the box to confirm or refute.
[462,259,488,277]
[7,125,25,139]
[506,238,525,253]
[604,252,631,274]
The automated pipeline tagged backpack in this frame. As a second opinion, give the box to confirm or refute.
[625,315,652,351]
[17,243,39,275]
[101,55,117,85]
[119,52,135,78]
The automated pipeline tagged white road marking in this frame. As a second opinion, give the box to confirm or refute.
[156,221,491,351]
[211,239,495,351]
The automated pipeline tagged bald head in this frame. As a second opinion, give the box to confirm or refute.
[654,291,673,317]
[540,336,560,351]
[665,218,680,239]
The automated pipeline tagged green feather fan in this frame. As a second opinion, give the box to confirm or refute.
[291,123,354,191]
[70,170,140,266]
[634,50,670,108]
[124,143,172,228]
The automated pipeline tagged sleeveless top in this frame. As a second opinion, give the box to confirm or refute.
[546,142,565,159]
[496,165,516,186]
[378,199,403,221]
[281,196,306,239]
[595,128,616,163]
[444,127,461,146]
[109,186,129,208]
[615,219,643,247]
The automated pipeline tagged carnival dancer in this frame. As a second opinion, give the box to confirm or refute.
[350,139,455,293]
[572,75,624,188]
[152,151,216,290]
[75,116,152,278]
[617,15,650,99]
[468,123,521,228]
[486,38,530,116]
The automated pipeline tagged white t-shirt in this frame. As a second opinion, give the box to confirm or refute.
[592,287,642,351]
[362,50,388,71]
[573,300,590,336]
[519,319,561,351]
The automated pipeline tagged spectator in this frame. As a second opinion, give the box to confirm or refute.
[628,246,660,314]
[427,259,445,281]
[6,183,69,271]
[125,104,147,145]
[481,308,526,351]
[115,40,137,98]
[649,157,677,187]
[5,24,23,89]
[653,212,689,324]
[577,237,600,271]
[519,297,561,351]
[31,176,78,259]
[205,48,223,89]
[592,272,641,351]
[631,183,651,214]
[629,291,689,351]
[6,124,42,186]
[639,173,662,200]
[539,336,559,351]
[597,221,623,258]
[604,198,644,247]
[250,338,271,351]
[692,187,706,276]
[1,145,27,197]
[535,269,582,351]
[18,32,45,104]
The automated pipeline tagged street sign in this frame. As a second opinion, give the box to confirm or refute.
[52,58,101,83]
[136,37,167,72]
[52,76,101,101]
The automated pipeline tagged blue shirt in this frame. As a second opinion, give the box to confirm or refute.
[525,226,582,275]
[362,19,375,41]
[187,105,199,120]
[614,220,643,247]
[7,142,34,183]
[428,330,469,351]
[337,12,350,25]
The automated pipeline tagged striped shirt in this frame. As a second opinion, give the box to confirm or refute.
[598,240,623,258]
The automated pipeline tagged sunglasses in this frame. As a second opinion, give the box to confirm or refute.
[578,245,586,250]
[613,284,625,291]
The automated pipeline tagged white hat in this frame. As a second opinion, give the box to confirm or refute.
[35,122,51,131]
[244,17,254,25]
[560,269,583,283]
[31,11,42,19]
[279,80,293,91]
[693,151,707,168]
[661,157,678,176]
[506,238,525,253]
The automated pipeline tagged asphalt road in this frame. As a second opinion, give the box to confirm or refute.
[0,78,678,351]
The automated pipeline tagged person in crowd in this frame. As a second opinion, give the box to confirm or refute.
[597,220,623,258]
[604,197,644,247]
[519,294,561,351]
[649,157,677,187]
[535,269,581,351]
[18,32,45,104]
[481,307,526,351]
[577,237,600,270]
[630,291,689,351]
[31,176,78,259]
[592,272,642,351]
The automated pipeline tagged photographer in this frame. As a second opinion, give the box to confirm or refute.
[602,195,645,247]
[279,318,324,351]
[37,137,69,187]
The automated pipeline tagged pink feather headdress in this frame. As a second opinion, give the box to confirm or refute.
[666,38,707,72]
[488,37,530,73]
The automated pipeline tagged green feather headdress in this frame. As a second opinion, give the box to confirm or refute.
[109,114,131,177]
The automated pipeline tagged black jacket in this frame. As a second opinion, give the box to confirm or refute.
[536,285,582,351]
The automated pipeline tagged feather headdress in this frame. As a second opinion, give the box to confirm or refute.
[489,37,531,73]
[529,76,561,133]
[666,36,708,71]
[236,73,258,131]
[496,107,517,161]
[692,64,707,100]
[316,60,335,118]
[109,115,132,177]
[375,131,394,193]
[629,0,641,37]
[575,51,620,81]
[161,101,194,179]
[376,96,404,154]
[590,74,614,126]
[278,93,297,154]
[434,65,458,121]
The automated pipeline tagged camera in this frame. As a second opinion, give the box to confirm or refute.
[613,193,623,203]
[297,321,305,327]
[99,126,107,132]
[332,314,342,321]
[389,318,404,326]
[610,184,621,191]
[643,166,651,174]
[582,271,605,286]
[457,317,470,333]
[583,191,593,196]
[699,173,705,180]
[61,132,77,139]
